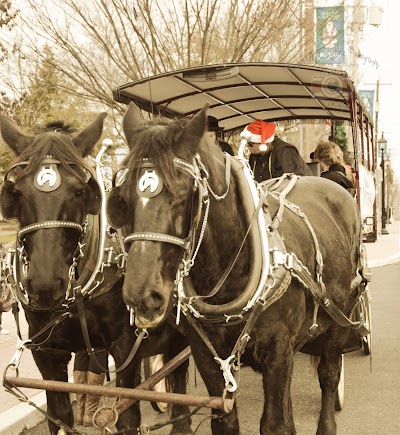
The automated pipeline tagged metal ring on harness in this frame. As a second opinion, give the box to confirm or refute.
[92,405,119,431]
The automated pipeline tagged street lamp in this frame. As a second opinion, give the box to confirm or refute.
[378,132,389,235]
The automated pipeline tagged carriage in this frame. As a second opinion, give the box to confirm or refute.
[0,63,373,435]
[112,62,377,243]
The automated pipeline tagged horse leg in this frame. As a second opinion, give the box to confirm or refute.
[259,332,296,435]
[164,331,192,435]
[111,344,142,430]
[31,350,73,435]
[316,326,346,435]
[189,334,240,435]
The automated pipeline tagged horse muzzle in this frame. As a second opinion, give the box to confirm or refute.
[25,277,68,309]
[123,284,170,328]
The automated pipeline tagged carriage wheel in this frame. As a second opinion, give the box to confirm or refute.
[362,288,372,355]
[143,355,170,413]
[334,354,344,411]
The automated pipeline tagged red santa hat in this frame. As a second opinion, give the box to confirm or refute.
[240,120,276,144]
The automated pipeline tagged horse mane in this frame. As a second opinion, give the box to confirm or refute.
[38,121,77,135]
[15,121,89,183]
[123,115,226,197]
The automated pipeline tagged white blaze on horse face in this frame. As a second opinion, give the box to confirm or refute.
[140,197,150,207]
[138,198,150,253]
[175,215,184,234]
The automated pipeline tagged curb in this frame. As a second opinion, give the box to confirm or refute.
[0,392,46,435]
[0,358,116,435]
[368,252,400,268]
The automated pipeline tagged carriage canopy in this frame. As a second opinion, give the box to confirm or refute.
[113,62,377,240]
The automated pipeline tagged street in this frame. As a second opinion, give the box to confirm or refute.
[20,262,400,435]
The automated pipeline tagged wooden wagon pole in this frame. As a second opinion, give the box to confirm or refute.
[5,346,234,429]
[5,374,233,411]
[114,346,192,415]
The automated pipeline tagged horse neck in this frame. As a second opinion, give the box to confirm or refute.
[191,189,250,300]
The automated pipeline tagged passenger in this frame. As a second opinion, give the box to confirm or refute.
[206,116,235,156]
[314,140,355,195]
[240,120,312,182]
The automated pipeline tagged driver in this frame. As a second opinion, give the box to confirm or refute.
[240,120,312,182]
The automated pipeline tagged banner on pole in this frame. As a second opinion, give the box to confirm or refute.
[315,6,345,65]
[358,90,375,118]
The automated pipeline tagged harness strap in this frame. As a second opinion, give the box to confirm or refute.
[184,266,292,393]
[265,174,368,331]
[281,252,368,330]
[261,175,299,231]
[275,198,324,280]
[124,232,190,249]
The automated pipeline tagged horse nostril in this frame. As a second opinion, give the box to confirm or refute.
[144,290,165,310]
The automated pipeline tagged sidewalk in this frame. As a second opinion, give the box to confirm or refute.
[365,218,400,268]
[0,220,399,434]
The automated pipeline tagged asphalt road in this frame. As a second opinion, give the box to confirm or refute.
[21,263,400,435]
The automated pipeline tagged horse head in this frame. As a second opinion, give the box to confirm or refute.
[0,114,106,309]
[107,103,237,328]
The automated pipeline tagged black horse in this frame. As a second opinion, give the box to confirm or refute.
[107,103,367,434]
[0,114,191,435]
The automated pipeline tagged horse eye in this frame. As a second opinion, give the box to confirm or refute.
[75,189,84,198]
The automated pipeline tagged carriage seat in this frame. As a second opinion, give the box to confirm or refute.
[307,161,321,176]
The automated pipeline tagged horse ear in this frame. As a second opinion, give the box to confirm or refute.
[84,177,102,215]
[123,102,144,149]
[73,113,107,157]
[107,187,130,228]
[181,104,208,153]
[0,115,32,156]
[0,180,21,219]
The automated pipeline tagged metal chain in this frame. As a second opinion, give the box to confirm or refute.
[189,180,210,267]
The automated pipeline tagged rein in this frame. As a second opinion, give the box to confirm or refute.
[74,284,148,374]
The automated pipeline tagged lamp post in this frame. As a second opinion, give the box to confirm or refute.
[378,132,389,235]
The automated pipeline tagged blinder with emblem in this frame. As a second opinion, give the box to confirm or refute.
[136,163,163,198]
[34,163,61,192]
[107,161,164,229]
[1,156,101,218]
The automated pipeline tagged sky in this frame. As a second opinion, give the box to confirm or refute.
[357,0,400,175]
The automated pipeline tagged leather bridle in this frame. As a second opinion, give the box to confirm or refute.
[116,154,231,320]
[5,156,96,312]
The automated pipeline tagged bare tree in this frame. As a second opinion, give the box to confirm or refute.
[0,0,19,62]
[1,0,305,116]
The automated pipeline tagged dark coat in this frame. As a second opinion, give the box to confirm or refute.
[321,164,355,194]
[249,137,312,182]
[219,140,234,156]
